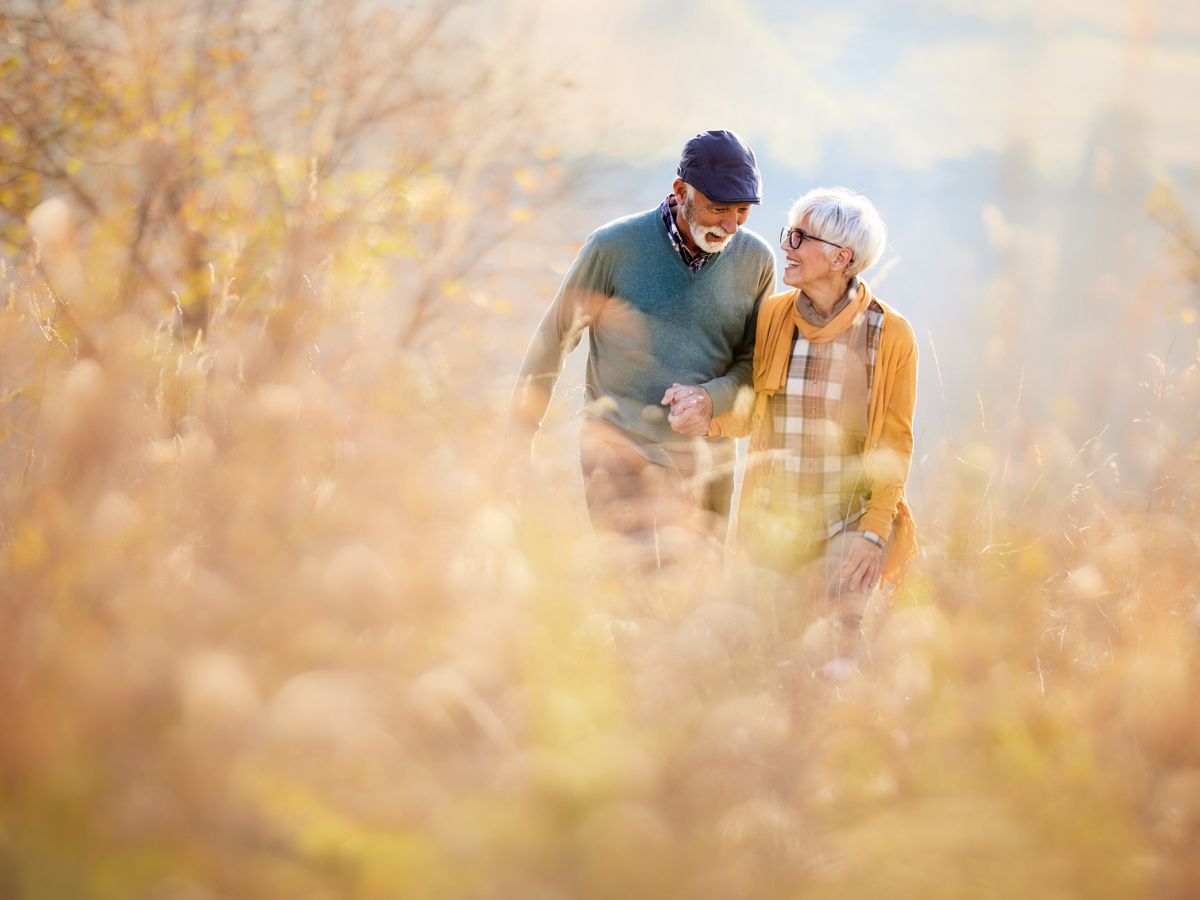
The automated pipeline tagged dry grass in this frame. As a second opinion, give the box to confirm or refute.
[4,220,1199,900]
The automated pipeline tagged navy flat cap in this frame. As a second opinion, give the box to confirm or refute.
[677,129,762,205]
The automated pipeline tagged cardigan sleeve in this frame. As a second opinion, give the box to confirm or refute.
[708,290,792,438]
[860,317,918,539]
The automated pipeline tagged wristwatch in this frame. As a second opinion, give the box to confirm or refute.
[858,530,885,548]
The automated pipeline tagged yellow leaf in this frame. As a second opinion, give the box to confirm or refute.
[1182,307,1198,325]
[12,524,48,570]
[65,158,83,175]
[512,167,539,193]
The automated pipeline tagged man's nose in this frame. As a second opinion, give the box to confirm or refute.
[720,213,739,234]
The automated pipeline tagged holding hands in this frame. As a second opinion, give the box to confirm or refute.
[661,383,713,437]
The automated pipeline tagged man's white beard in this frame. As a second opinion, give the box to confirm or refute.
[683,194,731,253]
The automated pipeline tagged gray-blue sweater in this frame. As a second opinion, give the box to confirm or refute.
[515,208,776,460]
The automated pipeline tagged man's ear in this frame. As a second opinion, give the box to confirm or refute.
[672,178,688,204]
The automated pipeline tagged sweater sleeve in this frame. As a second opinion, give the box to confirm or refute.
[860,323,918,539]
[510,234,611,432]
[698,255,774,417]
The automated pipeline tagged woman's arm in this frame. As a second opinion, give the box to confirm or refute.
[860,327,918,538]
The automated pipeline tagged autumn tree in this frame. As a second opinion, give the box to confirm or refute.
[1,0,568,355]
[1,3,581,893]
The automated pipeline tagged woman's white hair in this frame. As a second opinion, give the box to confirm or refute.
[789,186,887,278]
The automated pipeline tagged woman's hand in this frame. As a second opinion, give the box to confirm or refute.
[661,383,713,437]
[840,533,884,593]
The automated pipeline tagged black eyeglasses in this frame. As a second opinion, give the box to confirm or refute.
[780,227,847,252]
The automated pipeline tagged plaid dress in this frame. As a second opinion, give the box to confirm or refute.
[748,294,885,565]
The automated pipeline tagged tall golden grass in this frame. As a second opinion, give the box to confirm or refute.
[3,1,1200,898]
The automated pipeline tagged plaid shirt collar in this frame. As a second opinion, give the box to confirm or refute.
[659,195,712,272]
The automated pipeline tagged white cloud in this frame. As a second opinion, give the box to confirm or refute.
[855,41,1014,170]
[504,0,1200,179]
[509,0,860,169]
[863,29,1200,174]
[981,203,1059,277]
[916,0,1200,36]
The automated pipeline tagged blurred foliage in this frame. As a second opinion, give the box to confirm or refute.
[1,1,1200,898]
[0,0,567,351]
[1149,181,1200,297]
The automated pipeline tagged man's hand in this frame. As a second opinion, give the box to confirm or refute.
[840,533,884,593]
[661,383,713,437]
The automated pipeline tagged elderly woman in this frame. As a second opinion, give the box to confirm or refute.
[711,186,918,659]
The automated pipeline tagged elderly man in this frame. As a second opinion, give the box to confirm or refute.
[510,130,775,546]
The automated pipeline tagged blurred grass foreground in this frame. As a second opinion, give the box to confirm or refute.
[3,1,1200,898]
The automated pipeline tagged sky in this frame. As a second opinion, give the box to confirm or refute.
[512,0,1200,177]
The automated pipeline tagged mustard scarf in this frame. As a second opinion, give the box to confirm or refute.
[754,281,869,394]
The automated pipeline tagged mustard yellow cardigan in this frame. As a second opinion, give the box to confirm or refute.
[711,281,919,584]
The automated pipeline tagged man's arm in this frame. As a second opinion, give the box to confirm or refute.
[509,234,610,442]
[666,257,773,435]
[697,259,773,416]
